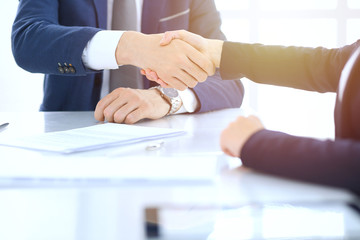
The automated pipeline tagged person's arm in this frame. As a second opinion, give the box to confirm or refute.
[155,29,360,93]
[220,41,360,93]
[12,0,101,76]
[116,31,214,91]
[82,30,125,71]
[241,130,360,194]
[189,0,244,112]
[220,116,360,194]
[147,0,244,111]
[12,0,214,89]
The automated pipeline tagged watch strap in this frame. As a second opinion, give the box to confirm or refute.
[151,86,182,115]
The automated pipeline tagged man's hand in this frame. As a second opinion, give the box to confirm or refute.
[160,30,223,68]
[94,88,171,124]
[220,115,264,158]
[140,30,224,88]
[116,31,215,90]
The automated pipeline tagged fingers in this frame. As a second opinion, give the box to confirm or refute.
[123,108,145,124]
[160,30,203,51]
[95,88,138,123]
[160,31,180,46]
[138,33,212,90]
[159,41,210,88]
[180,42,214,77]
[95,88,170,124]
[145,69,159,82]
[221,146,237,158]
[172,69,199,89]
[140,69,171,87]
[112,102,138,123]
[141,67,197,90]
[180,60,207,85]
[220,128,235,157]
[94,92,119,121]
[160,31,215,78]
[219,115,265,158]
[140,68,178,88]
[158,79,170,88]
[103,96,128,123]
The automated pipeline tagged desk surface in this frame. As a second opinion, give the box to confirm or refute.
[0,110,358,240]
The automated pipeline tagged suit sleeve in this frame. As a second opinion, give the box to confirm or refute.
[220,41,360,93]
[219,41,360,194]
[241,130,360,194]
[189,0,244,112]
[12,0,101,76]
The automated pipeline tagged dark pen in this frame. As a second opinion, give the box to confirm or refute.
[0,122,9,130]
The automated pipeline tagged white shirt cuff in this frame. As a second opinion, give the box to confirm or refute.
[82,30,124,70]
[175,89,199,114]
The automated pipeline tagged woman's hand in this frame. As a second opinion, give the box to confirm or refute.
[220,115,264,158]
[141,30,224,88]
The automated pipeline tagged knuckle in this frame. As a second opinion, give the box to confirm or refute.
[113,88,123,95]
[179,85,187,91]
[143,101,151,108]
[94,113,101,121]
[189,81,197,88]
[199,73,207,82]
[175,55,186,65]
[125,115,136,124]
[104,114,113,122]
[236,116,245,122]
[113,112,124,123]
[95,100,106,110]
[210,65,216,75]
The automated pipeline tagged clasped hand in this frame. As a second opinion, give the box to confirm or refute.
[116,31,216,91]
[140,30,223,90]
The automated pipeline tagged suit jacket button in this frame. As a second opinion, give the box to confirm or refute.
[58,66,64,74]
[69,66,76,74]
[63,66,70,73]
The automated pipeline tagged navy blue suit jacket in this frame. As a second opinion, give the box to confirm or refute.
[12,0,243,111]
[221,41,360,194]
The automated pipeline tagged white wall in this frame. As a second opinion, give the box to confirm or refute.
[0,2,43,112]
[215,0,360,139]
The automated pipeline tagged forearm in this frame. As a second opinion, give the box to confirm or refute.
[220,41,360,93]
[241,129,360,194]
[12,0,100,75]
[192,71,244,113]
[82,30,125,70]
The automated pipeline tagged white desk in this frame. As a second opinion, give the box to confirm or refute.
[0,110,358,240]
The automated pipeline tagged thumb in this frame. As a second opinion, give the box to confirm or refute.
[160,30,206,54]
[160,31,180,46]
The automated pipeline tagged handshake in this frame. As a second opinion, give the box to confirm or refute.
[116,30,224,91]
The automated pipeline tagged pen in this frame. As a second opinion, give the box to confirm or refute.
[106,140,165,157]
[0,122,9,130]
[145,140,165,151]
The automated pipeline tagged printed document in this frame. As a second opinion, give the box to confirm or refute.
[0,123,186,153]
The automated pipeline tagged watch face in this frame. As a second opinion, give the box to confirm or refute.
[163,88,179,98]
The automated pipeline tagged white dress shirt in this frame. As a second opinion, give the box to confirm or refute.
[82,0,198,113]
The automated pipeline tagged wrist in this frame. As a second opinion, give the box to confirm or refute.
[208,39,223,68]
[151,86,182,115]
[150,88,171,113]
[115,31,144,66]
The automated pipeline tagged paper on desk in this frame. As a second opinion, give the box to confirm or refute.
[0,123,186,153]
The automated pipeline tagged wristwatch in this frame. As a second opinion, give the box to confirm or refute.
[152,86,182,115]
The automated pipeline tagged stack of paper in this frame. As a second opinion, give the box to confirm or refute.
[0,123,186,153]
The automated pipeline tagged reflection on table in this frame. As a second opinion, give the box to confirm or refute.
[0,110,358,240]
[146,202,360,240]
